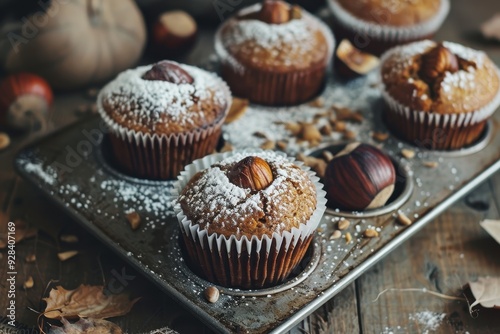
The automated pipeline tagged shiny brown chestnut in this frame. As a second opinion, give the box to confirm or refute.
[227,156,274,192]
[324,143,396,211]
[142,60,194,84]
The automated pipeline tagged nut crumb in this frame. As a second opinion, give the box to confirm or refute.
[401,149,415,159]
[343,130,357,140]
[23,276,34,289]
[253,131,268,139]
[397,212,412,226]
[320,124,332,136]
[309,96,325,108]
[58,251,78,261]
[423,161,439,168]
[345,232,352,243]
[372,132,389,142]
[364,229,379,238]
[127,211,141,230]
[330,230,342,240]
[260,140,276,150]
[0,132,11,151]
[332,121,346,132]
[276,140,288,151]
[205,286,220,303]
[338,219,350,230]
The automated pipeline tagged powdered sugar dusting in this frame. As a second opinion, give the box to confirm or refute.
[409,311,446,333]
[99,63,227,129]
[22,161,57,185]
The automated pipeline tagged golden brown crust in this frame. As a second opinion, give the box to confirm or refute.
[381,40,500,114]
[336,0,442,26]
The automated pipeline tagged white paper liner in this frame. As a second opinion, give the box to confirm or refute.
[172,150,327,256]
[327,0,450,42]
[214,3,336,75]
[96,68,232,178]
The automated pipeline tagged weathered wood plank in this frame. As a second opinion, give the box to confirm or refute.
[357,180,500,334]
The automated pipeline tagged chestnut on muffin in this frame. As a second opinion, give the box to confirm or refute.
[215,0,335,106]
[97,60,231,180]
[174,151,327,289]
[380,40,500,150]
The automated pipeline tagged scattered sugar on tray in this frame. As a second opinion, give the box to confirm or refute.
[22,161,57,185]
[409,311,446,332]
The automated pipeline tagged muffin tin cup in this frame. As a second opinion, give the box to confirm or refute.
[381,80,500,150]
[172,150,327,289]
[214,3,335,106]
[96,80,232,180]
[327,0,450,55]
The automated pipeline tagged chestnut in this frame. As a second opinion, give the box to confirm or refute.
[324,143,396,211]
[151,10,197,58]
[334,39,380,80]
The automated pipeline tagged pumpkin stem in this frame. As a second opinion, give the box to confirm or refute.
[87,0,103,22]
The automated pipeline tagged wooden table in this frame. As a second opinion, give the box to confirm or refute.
[1,0,500,333]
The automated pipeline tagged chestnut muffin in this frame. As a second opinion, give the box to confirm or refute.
[215,0,335,106]
[380,40,500,150]
[174,151,327,289]
[98,60,231,180]
[328,0,450,56]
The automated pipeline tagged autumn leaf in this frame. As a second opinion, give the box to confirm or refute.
[43,285,140,319]
[480,219,500,245]
[48,317,122,334]
[469,277,500,311]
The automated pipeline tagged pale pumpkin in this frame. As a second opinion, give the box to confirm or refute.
[0,0,146,90]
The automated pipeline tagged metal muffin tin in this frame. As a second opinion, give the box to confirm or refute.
[15,72,500,333]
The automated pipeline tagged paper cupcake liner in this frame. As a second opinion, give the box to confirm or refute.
[172,150,327,289]
[97,81,232,180]
[214,4,335,106]
[381,79,500,150]
[327,0,449,55]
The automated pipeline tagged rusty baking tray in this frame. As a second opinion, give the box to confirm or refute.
[14,70,500,333]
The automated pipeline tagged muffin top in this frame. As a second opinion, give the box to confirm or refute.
[381,40,500,114]
[178,152,317,240]
[216,1,333,72]
[335,0,442,26]
[98,61,230,135]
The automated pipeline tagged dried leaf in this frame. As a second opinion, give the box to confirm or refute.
[48,317,122,334]
[469,277,500,310]
[43,285,140,320]
[58,251,79,261]
[480,219,500,245]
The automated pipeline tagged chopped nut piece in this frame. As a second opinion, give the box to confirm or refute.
[364,229,379,238]
[320,124,332,136]
[372,132,389,142]
[276,140,288,151]
[225,97,249,124]
[309,96,325,108]
[284,122,302,136]
[343,130,357,140]
[345,232,352,243]
[397,212,412,226]
[290,5,302,20]
[25,253,36,263]
[219,142,234,153]
[205,286,220,303]
[126,212,141,230]
[350,112,364,123]
[401,149,415,159]
[260,140,275,150]
[60,234,79,243]
[321,150,334,162]
[253,131,268,139]
[423,161,439,168]
[58,251,78,261]
[298,123,322,144]
[24,276,34,289]
[0,132,11,151]
[338,219,350,230]
[332,121,346,132]
[330,230,342,240]
[332,106,363,123]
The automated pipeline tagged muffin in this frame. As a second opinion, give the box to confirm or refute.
[97,60,231,180]
[380,40,500,150]
[173,151,327,289]
[327,0,450,56]
[215,1,335,106]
